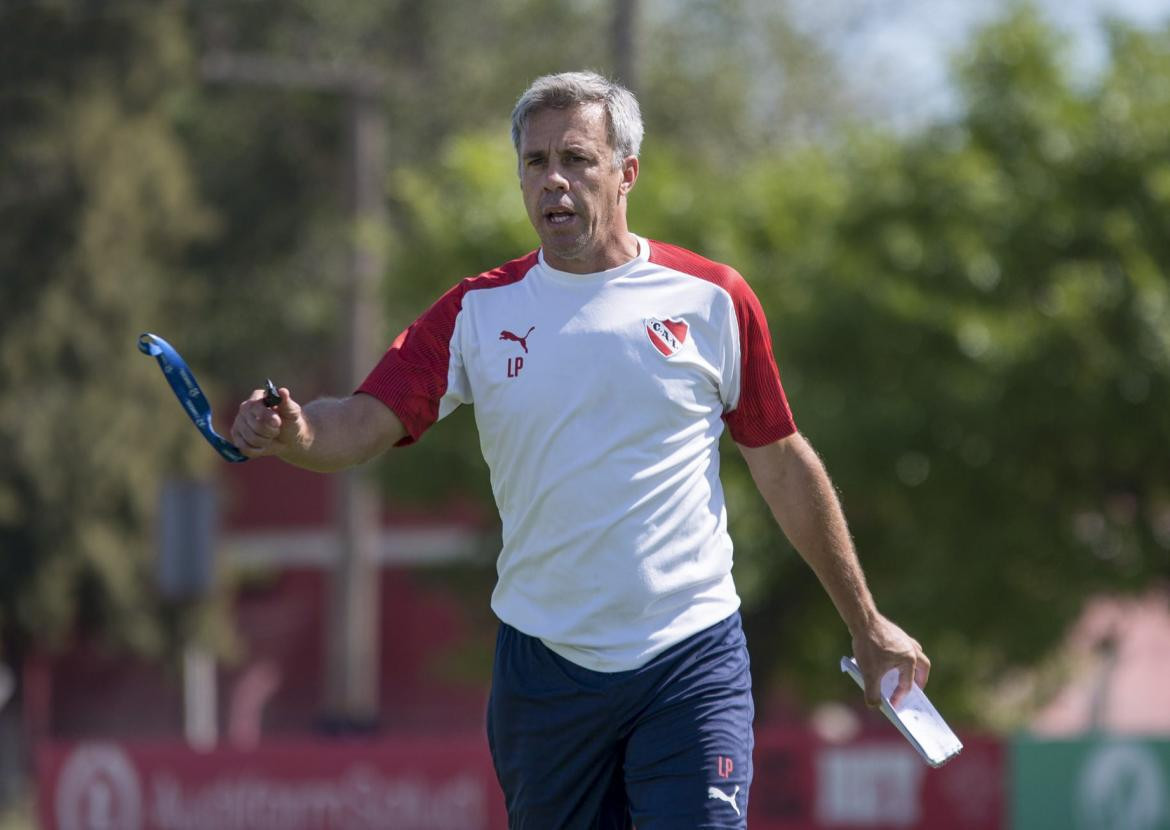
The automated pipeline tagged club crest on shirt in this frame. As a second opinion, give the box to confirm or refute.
[645,317,689,358]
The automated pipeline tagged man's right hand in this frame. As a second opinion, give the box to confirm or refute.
[230,386,308,458]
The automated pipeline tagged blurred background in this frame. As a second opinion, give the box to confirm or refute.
[3,0,1170,828]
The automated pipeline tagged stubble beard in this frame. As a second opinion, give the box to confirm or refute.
[539,214,597,269]
[546,231,590,264]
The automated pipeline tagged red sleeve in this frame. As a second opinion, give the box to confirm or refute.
[357,282,465,447]
[356,251,539,447]
[646,240,796,447]
[722,280,797,447]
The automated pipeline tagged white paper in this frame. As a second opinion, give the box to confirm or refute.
[839,656,963,767]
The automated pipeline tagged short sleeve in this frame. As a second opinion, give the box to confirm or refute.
[722,279,797,447]
[357,282,469,447]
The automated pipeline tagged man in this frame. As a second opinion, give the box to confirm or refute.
[231,71,929,829]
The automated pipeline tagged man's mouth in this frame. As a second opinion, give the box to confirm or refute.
[544,207,576,226]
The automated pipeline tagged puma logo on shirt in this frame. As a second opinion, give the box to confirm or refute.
[499,326,536,353]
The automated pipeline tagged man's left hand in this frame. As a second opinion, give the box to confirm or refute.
[851,615,930,709]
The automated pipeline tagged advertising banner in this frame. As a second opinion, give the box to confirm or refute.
[1012,737,1170,830]
[751,731,1005,830]
[38,738,506,830]
[38,730,1005,829]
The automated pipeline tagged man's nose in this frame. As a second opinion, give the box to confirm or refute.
[543,162,569,191]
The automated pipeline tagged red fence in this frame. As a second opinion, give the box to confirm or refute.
[38,731,1004,830]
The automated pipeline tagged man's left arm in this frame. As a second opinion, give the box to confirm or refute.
[736,432,930,707]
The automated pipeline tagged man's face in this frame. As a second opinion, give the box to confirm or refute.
[518,103,638,274]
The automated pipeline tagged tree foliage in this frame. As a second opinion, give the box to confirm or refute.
[724,8,1170,718]
[3,0,1169,727]
[757,8,1170,717]
[377,8,1170,721]
[0,4,213,657]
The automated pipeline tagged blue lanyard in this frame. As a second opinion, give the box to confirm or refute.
[138,332,249,463]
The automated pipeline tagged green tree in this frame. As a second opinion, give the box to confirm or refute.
[730,8,1170,720]
[0,4,213,662]
[176,0,849,503]
[375,7,1170,724]
[0,0,857,728]
[14,0,1162,729]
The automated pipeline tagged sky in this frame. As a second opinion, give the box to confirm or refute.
[791,0,1170,125]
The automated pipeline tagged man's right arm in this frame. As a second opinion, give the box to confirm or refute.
[230,387,406,473]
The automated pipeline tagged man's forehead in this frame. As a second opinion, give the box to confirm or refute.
[520,102,610,149]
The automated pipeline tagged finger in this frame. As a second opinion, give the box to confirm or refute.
[232,415,270,447]
[234,392,269,433]
[890,660,915,708]
[276,387,298,416]
[236,391,283,438]
[250,407,281,439]
[232,408,280,452]
[915,651,932,689]
[863,673,883,708]
[231,424,268,457]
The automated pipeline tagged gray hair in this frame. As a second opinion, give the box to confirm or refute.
[511,71,644,170]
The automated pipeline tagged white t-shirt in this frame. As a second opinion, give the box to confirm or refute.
[359,237,796,671]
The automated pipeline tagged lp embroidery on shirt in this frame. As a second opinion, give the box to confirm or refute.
[645,317,688,358]
[500,326,534,378]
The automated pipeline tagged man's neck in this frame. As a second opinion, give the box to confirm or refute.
[545,232,640,274]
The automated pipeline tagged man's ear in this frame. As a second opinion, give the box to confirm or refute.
[619,156,639,197]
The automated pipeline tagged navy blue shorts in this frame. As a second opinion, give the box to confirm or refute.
[487,612,754,829]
